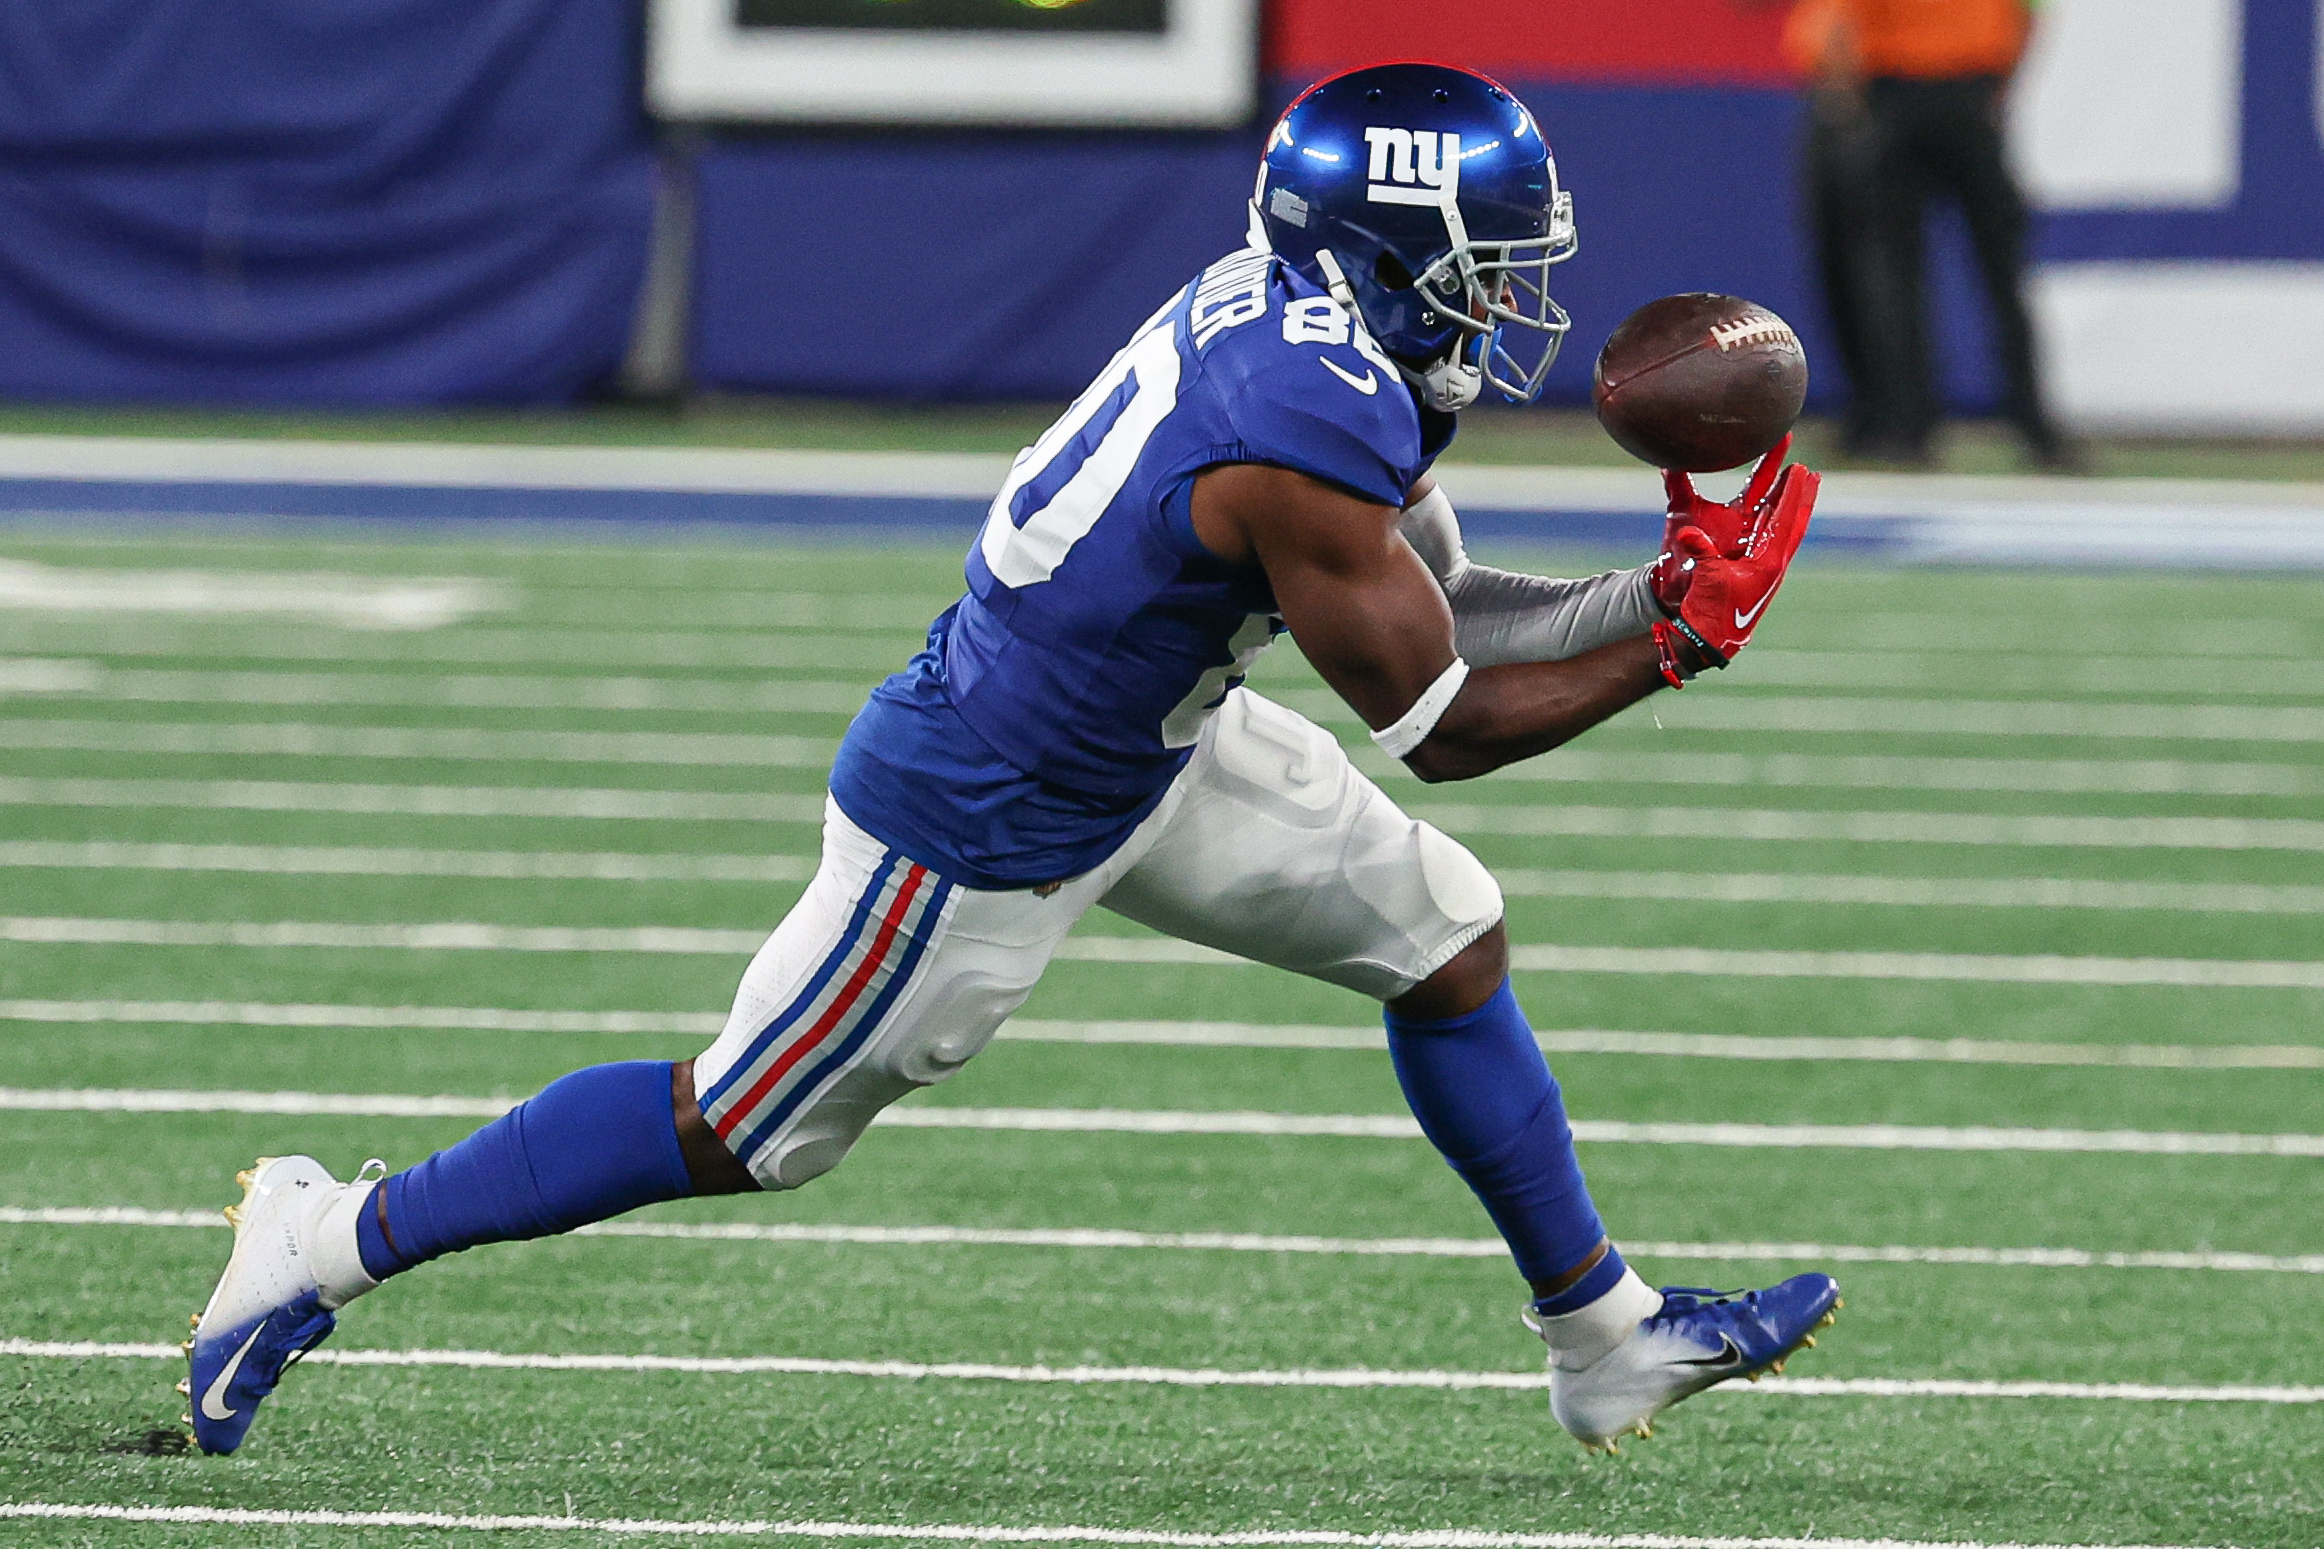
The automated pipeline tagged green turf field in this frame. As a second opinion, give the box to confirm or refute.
[0,521,2318,1548]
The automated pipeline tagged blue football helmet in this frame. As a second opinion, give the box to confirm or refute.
[1250,63,1577,411]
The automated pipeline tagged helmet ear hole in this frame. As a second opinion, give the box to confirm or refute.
[1373,252,1416,291]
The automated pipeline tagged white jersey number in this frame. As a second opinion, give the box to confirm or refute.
[979,323,1182,591]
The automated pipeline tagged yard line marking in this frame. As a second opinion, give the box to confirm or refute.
[12,839,2324,918]
[13,999,2315,1071]
[9,1205,2317,1275]
[1636,694,2324,744]
[1003,1020,2324,1071]
[0,1000,725,1034]
[0,778,824,823]
[1059,936,2324,990]
[0,660,875,714]
[0,561,501,630]
[0,916,770,954]
[10,916,2324,990]
[1494,868,2324,915]
[0,658,100,694]
[2,1339,2315,1406]
[1414,802,2324,854]
[0,1501,2255,1549]
[14,659,2324,740]
[10,912,2324,994]
[13,717,2322,798]
[1462,749,2324,798]
[0,842,816,883]
[13,774,2323,856]
[1500,945,2324,990]
[6,1088,2319,1155]
[0,717,838,768]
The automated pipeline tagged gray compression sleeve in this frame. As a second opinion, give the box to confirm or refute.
[1399,485,1663,668]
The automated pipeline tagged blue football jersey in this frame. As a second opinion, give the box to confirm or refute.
[830,247,1454,888]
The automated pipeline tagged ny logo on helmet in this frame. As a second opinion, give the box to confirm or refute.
[1363,128,1460,207]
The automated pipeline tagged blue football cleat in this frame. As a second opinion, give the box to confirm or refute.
[1526,1272,1842,1451]
[183,1155,379,1455]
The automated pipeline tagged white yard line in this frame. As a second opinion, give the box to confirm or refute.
[7,1206,2315,1275]
[0,778,824,822]
[4,1087,2318,1156]
[11,716,2322,800]
[1412,803,2324,854]
[10,773,2322,854]
[10,840,2324,918]
[0,718,840,767]
[1058,936,2324,990]
[0,1503,2260,1549]
[0,1000,725,1034]
[10,915,2324,990]
[1001,1020,2324,1071]
[0,560,502,630]
[0,842,816,883]
[1491,869,2324,915]
[1,1338,2314,1407]
[0,660,875,713]
[9,659,2324,741]
[1642,694,2324,743]
[11,1000,2315,1071]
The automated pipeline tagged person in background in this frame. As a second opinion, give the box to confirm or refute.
[1784,0,2079,469]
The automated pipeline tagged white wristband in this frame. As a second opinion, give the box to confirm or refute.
[1369,657,1470,759]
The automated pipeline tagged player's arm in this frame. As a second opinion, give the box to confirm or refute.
[1194,464,1666,783]
[1192,460,1814,783]
[1397,474,1663,667]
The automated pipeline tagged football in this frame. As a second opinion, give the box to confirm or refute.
[1591,294,1809,472]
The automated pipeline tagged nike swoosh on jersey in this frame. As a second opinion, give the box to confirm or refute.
[200,1325,265,1419]
[1318,356,1379,395]
[1733,593,1774,630]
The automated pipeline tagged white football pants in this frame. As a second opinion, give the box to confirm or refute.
[692,689,1505,1188]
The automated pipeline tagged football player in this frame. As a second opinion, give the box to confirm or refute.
[186,62,1833,1458]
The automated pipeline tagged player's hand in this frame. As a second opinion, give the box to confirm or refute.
[1659,435,1793,562]
[1654,459,1819,667]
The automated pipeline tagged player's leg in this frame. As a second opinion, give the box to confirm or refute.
[1100,691,1837,1450]
[186,797,1112,1453]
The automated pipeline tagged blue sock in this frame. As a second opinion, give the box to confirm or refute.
[1385,979,1627,1310]
[356,1060,693,1281]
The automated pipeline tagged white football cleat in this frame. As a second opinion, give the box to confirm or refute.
[184,1155,382,1454]
[1527,1273,1842,1452]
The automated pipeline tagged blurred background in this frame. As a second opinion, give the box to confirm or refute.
[0,0,2317,472]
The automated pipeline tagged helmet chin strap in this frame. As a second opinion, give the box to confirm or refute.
[1315,248,1482,414]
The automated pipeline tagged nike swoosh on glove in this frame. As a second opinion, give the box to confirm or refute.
[1653,460,1819,667]
[1659,435,1793,564]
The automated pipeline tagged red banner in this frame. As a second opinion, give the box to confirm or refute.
[1266,0,1795,87]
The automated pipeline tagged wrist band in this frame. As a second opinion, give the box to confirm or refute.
[1663,612,1730,671]
[1370,657,1470,758]
[1651,620,1691,688]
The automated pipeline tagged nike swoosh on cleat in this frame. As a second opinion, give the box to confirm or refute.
[1732,594,1773,630]
[1318,357,1378,395]
[1673,1335,1746,1368]
[200,1325,264,1420]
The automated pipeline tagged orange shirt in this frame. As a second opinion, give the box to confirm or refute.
[1785,0,2031,80]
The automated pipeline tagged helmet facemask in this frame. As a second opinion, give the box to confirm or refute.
[1409,190,1577,406]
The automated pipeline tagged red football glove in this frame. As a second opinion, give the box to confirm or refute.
[1651,457,1819,670]
[1659,434,1794,564]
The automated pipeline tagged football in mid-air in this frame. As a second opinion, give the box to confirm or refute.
[1591,294,1808,472]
